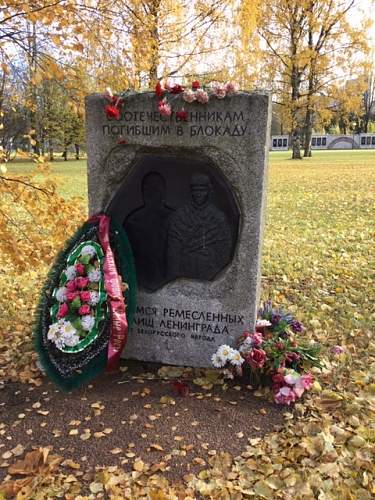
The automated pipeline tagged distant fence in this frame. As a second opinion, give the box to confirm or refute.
[270,133,375,151]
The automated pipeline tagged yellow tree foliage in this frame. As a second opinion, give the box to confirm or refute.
[257,0,370,158]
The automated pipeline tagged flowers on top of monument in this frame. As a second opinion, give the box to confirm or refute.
[195,88,209,103]
[105,104,121,120]
[155,81,164,98]
[169,83,184,94]
[192,80,200,89]
[225,81,238,95]
[182,89,196,103]
[176,108,188,121]
[212,82,227,99]
[158,99,172,116]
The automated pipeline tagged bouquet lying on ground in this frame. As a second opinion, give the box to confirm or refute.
[212,301,321,405]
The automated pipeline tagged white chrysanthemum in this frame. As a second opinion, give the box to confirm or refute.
[61,332,80,347]
[211,352,226,368]
[64,265,77,281]
[81,245,96,257]
[81,315,95,332]
[47,322,60,341]
[89,291,100,306]
[60,320,77,337]
[256,319,271,328]
[55,286,67,303]
[229,350,244,366]
[217,344,235,361]
[88,269,102,282]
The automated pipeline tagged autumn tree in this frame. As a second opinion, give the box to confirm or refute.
[361,65,375,132]
[257,0,369,158]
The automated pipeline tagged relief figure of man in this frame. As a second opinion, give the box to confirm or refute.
[125,172,173,291]
[167,173,232,281]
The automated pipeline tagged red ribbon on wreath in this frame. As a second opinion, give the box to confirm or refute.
[89,214,128,372]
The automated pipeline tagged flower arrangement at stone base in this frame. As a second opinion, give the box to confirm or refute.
[211,301,321,405]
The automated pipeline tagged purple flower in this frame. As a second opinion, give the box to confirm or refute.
[331,345,345,355]
[291,320,304,333]
[271,313,281,324]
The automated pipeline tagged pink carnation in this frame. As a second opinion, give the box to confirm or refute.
[195,89,209,104]
[182,89,196,103]
[75,263,86,276]
[75,277,89,289]
[212,83,226,99]
[300,373,314,390]
[57,302,69,319]
[225,81,238,95]
[66,291,79,302]
[78,304,91,316]
[66,280,76,292]
[80,291,91,303]
[274,386,296,405]
[250,331,263,346]
[158,100,172,116]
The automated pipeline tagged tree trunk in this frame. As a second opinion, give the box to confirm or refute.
[62,148,68,161]
[49,140,54,161]
[291,127,302,159]
[74,144,80,160]
[303,108,313,157]
[148,0,161,88]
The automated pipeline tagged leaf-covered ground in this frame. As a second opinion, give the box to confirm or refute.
[1,150,374,499]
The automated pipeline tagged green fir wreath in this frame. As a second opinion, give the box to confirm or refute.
[33,217,136,392]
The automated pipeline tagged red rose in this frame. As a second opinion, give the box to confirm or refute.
[57,302,69,319]
[170,84,184,94]
[75,263,86,276]
[192,80,200,89]
[78,304,91,316]
[75,277,89,289]
[285,352,301,365]
[66,280,76,292]
[155,81,164,98]
[80,291,91,303]
[66,291,79,302]
[246,348,267,369]
[242,331,251,339]
[105,104,121,120]
[176,109,188,121]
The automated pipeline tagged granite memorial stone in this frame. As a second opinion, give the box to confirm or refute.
[85,91,271,367]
